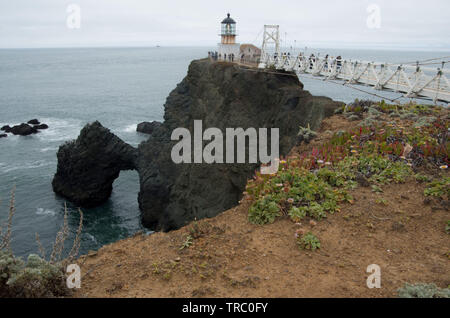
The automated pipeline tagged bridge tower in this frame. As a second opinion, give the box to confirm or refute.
[259,25,280,67]
[218,13,240,60]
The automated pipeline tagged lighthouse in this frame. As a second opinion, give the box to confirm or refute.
[218,13,240,61]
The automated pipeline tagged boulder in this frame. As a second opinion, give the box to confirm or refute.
[34,124,49,130]
[28,119,40,125]
[1,125,11,133]
[136,121,162,135]
[10,123,38,136]
[0,134,7,138]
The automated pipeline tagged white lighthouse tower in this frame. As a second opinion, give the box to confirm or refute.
[218,13,240,61]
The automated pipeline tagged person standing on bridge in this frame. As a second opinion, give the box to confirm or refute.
[309,54,315,70]
[336,56,342,70]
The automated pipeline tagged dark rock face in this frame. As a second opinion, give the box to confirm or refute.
[53,59,341,231]
[137,121,162,134]
[28,119,40,125]
[0,134,7,138]
[10,123,38,136]
[52,121,138,207]
[1,125,11,132]
[34,124,49,130]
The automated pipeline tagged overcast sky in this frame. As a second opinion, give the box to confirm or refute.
[1,0,449,50]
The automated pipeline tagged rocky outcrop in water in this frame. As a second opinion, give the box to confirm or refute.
[28,119,40,125]
[137,121,162,134]
[1,120,49,136]
[10,123,38,136]
[52,59,341,231]
[1,125,12,133]
[52,122,138,207]
[34,124,49,130]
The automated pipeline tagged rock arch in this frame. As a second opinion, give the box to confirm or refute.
[52,121,138,207]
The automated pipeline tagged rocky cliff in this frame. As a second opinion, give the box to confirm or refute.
[52,59,341,231]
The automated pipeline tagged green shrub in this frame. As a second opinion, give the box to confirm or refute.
[6,254,67,298]
[297,232,321,251]
[0,251,68,298]
[398,283,450,298]
[297,125,317,143]
[288,206,307,223]
[248,195,281,225]
[424,177,450,200]
[415,174,432,183]
[308,202,327,220]
[0,250,24,297]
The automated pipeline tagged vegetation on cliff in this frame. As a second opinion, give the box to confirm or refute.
[246,101,448,255]
[0,189,83,298]
[73,100,449,298]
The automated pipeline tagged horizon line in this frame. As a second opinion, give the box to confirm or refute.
[1,44,450,52]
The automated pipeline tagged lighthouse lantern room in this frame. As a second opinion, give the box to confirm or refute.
[218,13,240,60]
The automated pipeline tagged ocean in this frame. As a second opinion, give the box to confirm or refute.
[0,46,448,258]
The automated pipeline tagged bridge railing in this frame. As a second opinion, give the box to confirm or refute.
[258,54,450,103]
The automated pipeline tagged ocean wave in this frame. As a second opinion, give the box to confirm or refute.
[85,233,98,244]
[0,160,53,173]
[122,123,137,133]
[128,142,141,147]
[40,146,59,153]
[35,117,83,142]
[36,208,56,217]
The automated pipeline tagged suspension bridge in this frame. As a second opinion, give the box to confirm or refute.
[256,25,450,103]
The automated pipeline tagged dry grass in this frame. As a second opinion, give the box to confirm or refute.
[0,186,16,251]
[48,203,84,264]
[49,203,70,264]
[0,187,84,263]
[35,233,46,259]
[66,209,83,264]
[0,187,85,297]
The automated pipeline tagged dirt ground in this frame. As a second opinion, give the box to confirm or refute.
[73,115,450,298]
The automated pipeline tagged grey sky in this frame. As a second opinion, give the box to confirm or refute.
[1,0,449,50]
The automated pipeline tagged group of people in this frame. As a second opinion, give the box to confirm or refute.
[208,49,344,71]
[273,52,343,71]
[208,51,235,62]
[321,54,343,71]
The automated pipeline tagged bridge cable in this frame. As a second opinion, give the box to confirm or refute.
[296,74,404,103]
[396,55,450,66]
[251,27,264,46]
